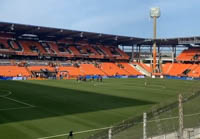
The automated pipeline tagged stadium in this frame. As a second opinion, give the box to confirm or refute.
[0,1,200,139]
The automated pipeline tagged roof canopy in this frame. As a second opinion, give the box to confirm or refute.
[0,22,199,46]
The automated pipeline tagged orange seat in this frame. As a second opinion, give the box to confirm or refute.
[100,62,129,76]
[176,48,200,61]
[0,66,31,77]
[58,66,83,77]
[120,63,142,75]
[80,64,105,75]
[162,63,200,77]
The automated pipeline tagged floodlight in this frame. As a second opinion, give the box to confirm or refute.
[150,7,161,73]
[150,8,160,18]
[10,24,14,30]
[80,32,83,37]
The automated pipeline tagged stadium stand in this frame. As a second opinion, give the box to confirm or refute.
[0,37,129,59]
[162,63,200,78]
[176,47,200,61]
[0,28,139,79]
[0,22,200,80]
[169,63,190,76]
[0,66,30,77]
[120,62,142,75]
[187,64,200,77]
[100,62,129,76]
[58,66,83,77]
[2,33,200,79]
[80,64,106,76]
[18,40,38,56]
[162,63,173,75]
[27,66,55,72]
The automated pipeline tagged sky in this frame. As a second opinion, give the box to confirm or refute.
[0,0,199,39]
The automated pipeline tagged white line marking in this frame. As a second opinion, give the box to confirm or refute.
[37,133,69,139]
[0,90,12,97]
[2,96,35,107]
[37,126,112,139]
[0,90,35,110]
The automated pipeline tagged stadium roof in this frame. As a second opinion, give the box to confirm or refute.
[0,22,200,46]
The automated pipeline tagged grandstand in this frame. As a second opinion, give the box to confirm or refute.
[0,22,143,80]
[0,22,200,80]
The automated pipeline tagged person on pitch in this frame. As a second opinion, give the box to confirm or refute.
[68,130,73,139]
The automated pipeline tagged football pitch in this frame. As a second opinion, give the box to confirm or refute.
[0,78,199,139]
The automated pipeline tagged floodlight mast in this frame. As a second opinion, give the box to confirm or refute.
[150,8,160,73]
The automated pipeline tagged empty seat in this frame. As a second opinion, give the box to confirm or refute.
[120,63,142,75]
[80,64,105,75]
[100,62,129,76]
[0,66,31,77]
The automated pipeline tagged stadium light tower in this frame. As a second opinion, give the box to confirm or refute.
[150,7,160,73]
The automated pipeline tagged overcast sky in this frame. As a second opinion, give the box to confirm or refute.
[0,0,199,38]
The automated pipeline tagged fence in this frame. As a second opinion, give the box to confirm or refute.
[37,112,200,139]
[87,87,200,139]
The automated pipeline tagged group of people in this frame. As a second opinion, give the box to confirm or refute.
[76,75,103,82]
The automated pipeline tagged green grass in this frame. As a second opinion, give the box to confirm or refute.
[0,78,199,139]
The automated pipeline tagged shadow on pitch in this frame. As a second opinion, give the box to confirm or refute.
[0,80,155,124]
